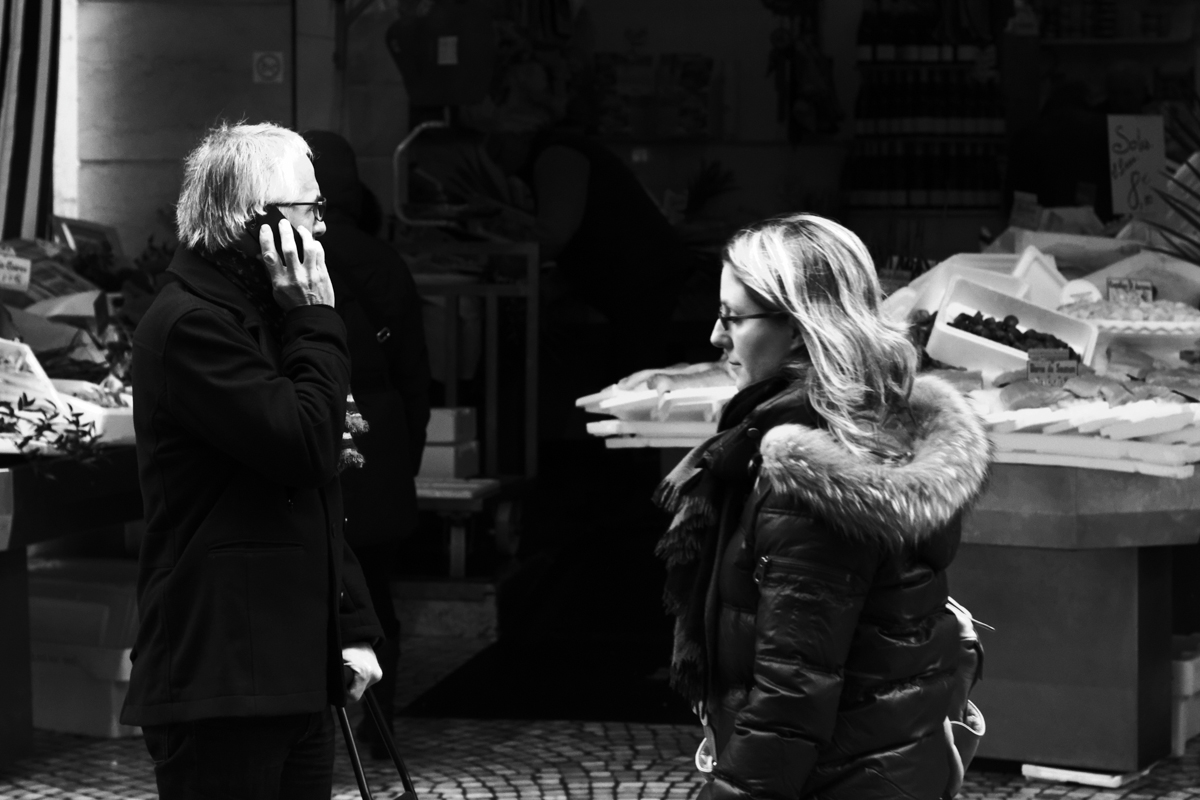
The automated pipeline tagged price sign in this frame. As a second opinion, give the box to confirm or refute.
[1106,277,1155,303]
[1107,115,1165,216]
[0,249,31,291]
[1027,348,1078,387]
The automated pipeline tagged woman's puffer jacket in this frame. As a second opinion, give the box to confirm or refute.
[703,374,991,800]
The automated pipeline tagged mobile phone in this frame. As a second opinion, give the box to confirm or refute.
[245,205,304,262]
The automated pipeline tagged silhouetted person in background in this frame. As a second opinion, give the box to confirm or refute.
[305,130,432,756]
[487,126,695,385]
[1007,61,1152,221]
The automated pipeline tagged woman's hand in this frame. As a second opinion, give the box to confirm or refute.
[259,219,335,310]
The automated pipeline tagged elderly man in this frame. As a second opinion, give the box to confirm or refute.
[121,121,383,798]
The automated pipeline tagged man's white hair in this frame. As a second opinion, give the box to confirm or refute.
[175,121,312,252]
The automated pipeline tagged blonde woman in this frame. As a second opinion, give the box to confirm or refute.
[655,214,991,800]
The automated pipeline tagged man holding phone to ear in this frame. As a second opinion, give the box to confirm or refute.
[122,121,384,799]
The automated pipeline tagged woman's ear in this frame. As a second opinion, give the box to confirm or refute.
[790,325,805,353]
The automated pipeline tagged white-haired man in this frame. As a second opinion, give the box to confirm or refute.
[121,121,383,798]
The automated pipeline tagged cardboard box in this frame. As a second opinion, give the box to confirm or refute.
[27,558,139,648]
[419,440,480,479]
[1173,691,1200,757]
[30,641,139,738]
[426,407,476,444]
[1175,635,1200,697]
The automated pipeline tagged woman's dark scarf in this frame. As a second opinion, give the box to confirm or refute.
[653,374,797,703]
[203,246,285,333]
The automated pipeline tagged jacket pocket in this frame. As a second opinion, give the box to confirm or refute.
[752,555,855,588]
[207,541,304,555]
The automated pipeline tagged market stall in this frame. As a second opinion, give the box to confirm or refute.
[579,234,1200,774]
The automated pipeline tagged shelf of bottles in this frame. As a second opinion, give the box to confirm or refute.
[1038,0,1186,42]
[847,0,1006,211]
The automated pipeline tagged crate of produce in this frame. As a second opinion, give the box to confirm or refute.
[926,276,1098,385]
[30,640,139,738]
[911,266,1031,316]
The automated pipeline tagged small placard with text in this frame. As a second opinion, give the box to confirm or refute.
[1027,348,1079,387]
[1107,115,1165,216]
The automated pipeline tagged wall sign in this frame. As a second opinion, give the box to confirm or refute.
[252,52,284,84]
[1107,115,1165,216]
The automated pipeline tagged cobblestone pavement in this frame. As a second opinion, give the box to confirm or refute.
[2,717,1200,799]
[3,636,1199,799]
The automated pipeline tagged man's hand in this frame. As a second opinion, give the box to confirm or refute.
[258,218,335,310]
[342,642,382,702]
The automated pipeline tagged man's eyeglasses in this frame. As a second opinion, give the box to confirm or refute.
[276,196,326,222]
[716,310,788,331]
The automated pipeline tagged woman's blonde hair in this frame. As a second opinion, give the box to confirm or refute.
[175,121,312,251]
[724,214,919,455]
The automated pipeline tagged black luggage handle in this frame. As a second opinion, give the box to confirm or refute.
[336,687,419,800]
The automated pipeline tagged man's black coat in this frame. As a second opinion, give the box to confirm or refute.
[121,247,382,726]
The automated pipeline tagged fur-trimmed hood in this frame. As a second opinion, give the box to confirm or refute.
[758,374,991,547]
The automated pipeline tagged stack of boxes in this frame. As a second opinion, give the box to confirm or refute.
[1173,635,1200,755]
[420,407,479,479]
[27,558,141,737]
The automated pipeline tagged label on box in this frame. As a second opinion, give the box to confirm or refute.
[1027,348,1079,386]
[0,249,32,291]
[1106,277,1155,303]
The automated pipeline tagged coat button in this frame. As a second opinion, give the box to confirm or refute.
[747,427,761,439]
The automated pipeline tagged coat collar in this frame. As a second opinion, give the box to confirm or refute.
[757,374,992,546]
[165,247,265,329]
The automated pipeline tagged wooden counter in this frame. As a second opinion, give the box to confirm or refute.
[950,464,1200,772]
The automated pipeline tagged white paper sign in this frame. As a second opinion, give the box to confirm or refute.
[1108,115,1165,216]
[0,252,31,291]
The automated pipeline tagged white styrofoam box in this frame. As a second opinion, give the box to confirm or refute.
[1173,692,1200,757]
[930,252,1023,275]
[52,380,134,445]
[926,277,1099,385]
[426,407,477,444]
[27,558,140,649]
[30,641,139,738]
[1012,246,1068,309]
[912,266,1031,315]
[419,440,480,479]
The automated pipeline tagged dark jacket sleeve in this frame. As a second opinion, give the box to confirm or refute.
[339,543,384,647]
[160,304,350,488]
[706,497,876,800]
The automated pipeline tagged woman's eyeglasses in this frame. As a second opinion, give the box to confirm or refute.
[276,196,326,222]
[716,310,788,331]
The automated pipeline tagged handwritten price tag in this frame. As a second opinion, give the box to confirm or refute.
[1107,115,1165,216]
[0,248,31,291]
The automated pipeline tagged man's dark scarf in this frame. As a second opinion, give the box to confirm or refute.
[202,246,285,333]
[653,375,797,703]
